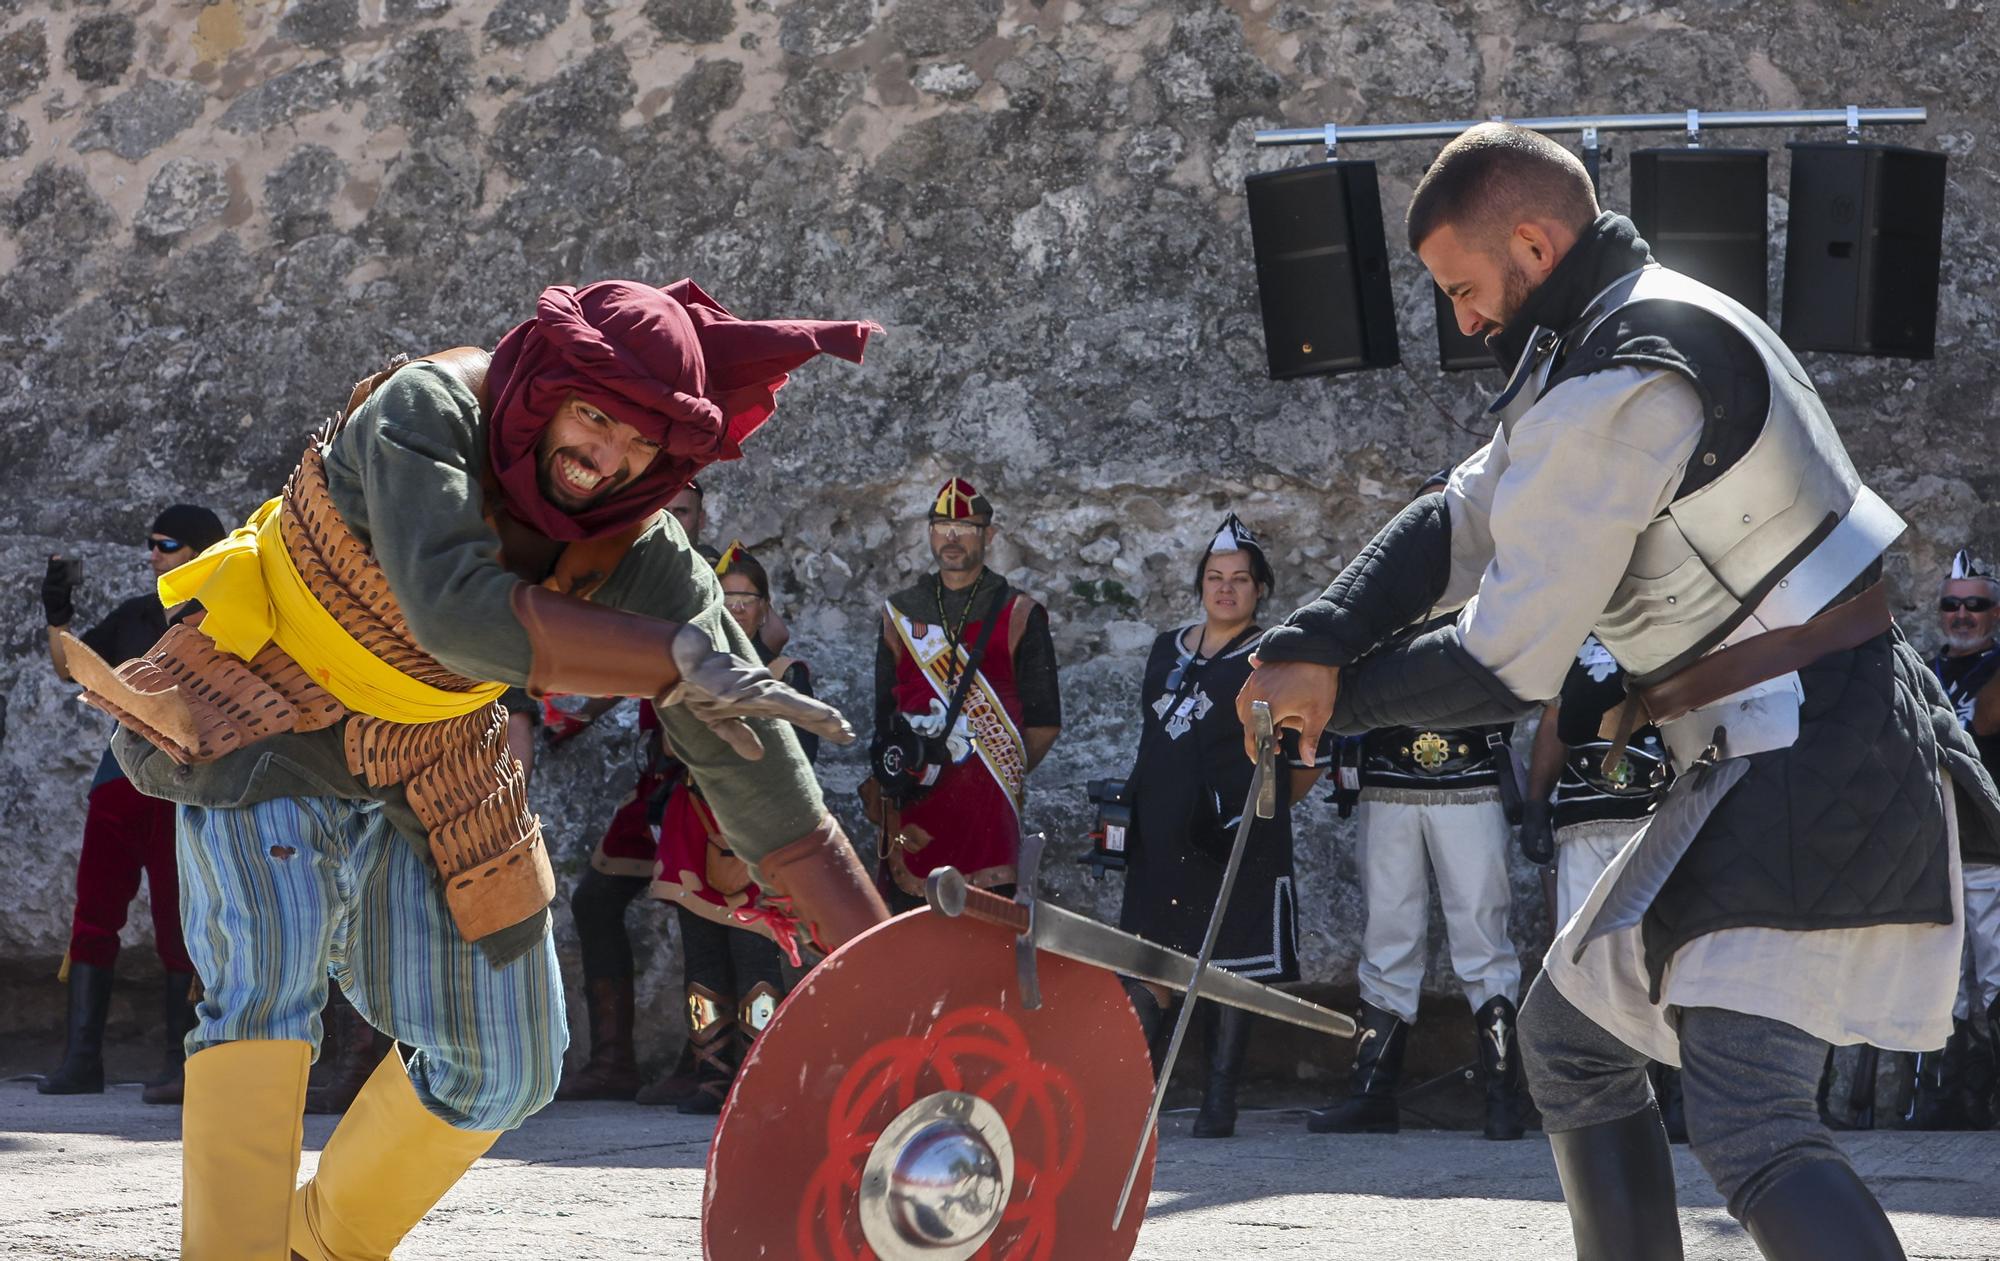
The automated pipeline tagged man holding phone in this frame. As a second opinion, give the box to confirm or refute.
[39,504,226,1104]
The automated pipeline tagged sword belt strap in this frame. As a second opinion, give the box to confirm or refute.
[1598,581,1891,762]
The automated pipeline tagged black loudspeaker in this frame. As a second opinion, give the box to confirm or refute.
[1434,288,1498,371]
[1781,142,1947,358]
[1629,147,1770,319]
[1244,160,1399,378]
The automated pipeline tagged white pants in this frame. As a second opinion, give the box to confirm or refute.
[1356,795,1521,1023]
[1957,860,2000,1022]
[1553,818,1646,931]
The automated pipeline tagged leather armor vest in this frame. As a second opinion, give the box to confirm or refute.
[1491,266,1905,685]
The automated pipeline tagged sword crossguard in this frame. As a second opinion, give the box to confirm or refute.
[1252,699,1278,820]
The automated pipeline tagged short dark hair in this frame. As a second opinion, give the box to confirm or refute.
[1406,123,1599,253]
[718,548,769,600]
[1192,541,1275,600]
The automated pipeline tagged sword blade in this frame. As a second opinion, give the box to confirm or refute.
[1022,898,1356,1039]
[1114,700,1271,1231]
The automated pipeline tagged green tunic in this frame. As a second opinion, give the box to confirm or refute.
[115,363,825,946]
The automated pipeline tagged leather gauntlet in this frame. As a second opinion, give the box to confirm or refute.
[510,583,683,699]
[756,815,890,953]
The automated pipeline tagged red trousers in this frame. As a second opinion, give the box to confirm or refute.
[67,775,191,972]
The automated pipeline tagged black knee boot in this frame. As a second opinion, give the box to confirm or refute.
[1306,1002,1405,1134]
[1193,1005,1252,1139]
[1121,977,1170,1075]
[141,971,199,1106]
[39,962,114,1095]
[1741,1159,1906,1260]
[1650,1062,1689,1144]
[1475,995,1525,1141]
[1547,1104,1684,1260]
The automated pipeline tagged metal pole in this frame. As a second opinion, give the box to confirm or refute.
[1255,106,1927,148]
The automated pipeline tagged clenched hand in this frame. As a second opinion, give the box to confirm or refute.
[658,625,856,760]
[1235,657,1341,766]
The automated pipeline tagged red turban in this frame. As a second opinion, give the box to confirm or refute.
[485,279,879,540]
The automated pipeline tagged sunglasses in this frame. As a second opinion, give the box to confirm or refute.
[929,521,987,540]
[147,538,187,554]
[721,594,765,611]
[1940,597,1996,614]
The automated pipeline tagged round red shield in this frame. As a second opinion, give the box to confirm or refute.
[703,907,1159,1260]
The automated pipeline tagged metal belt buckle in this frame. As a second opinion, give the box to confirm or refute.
[1409,731,1452,772]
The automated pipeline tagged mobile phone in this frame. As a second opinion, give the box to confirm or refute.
[60,557,83,587]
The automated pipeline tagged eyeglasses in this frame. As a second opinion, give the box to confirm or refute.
[721,594,765,612]
[147,538,187,554]
[929,521,987,540]
[1940,597,1996,613]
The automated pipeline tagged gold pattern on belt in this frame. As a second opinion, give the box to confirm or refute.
[1410,731,1452,772]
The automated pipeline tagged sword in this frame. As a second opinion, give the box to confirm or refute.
[923,871,1355,1041]
[1115,698,1276,1227]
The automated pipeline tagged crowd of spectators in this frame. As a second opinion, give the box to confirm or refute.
[29,481,2000,1140]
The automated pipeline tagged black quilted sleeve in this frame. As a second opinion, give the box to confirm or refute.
[1257,493,1452,667]
[1328,622,1538,734]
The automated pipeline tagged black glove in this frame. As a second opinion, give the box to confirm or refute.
[41,555,76,627]
[1518,797,1555,865]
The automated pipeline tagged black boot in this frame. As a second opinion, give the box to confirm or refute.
[1475,995,1525,1141]
[1650,1062,1689,1144]
[1741,1158,1906,1260]
[1903,1025,1972,1130]
[39,962,114,1095]
[304,983,392,1115]
[1305,1002,1405,1134]
[1547,1104,1685,1260]
[1193,1005,1252,1139]
[1121,977,1170,1075]
[141,971,199,1106]
[677,983,739,1116]
[1954,1015,1994,1131]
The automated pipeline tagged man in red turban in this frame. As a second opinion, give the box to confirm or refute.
[69,279,891,1258]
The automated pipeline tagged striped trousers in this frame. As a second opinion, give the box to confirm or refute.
[176,795,565,1131]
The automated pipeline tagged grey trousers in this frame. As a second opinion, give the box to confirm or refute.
[1520,973,1849,1220]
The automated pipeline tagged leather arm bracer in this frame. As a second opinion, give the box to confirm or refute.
[509,583,683,700]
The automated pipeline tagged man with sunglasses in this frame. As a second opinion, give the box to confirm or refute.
[864,477,1062,909]
[1911,551,2000,1128]
[38,503,226,1105]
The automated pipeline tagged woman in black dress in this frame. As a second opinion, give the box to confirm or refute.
[1118,516,1321,1137]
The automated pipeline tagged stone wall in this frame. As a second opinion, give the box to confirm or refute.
[2,0,1994,1064]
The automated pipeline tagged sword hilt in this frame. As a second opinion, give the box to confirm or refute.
[1252,699,1277,819]
[925,868,1031,934]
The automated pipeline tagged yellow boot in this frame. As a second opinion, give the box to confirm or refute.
[182,1039,312,1260]
[290,1048,501,1260]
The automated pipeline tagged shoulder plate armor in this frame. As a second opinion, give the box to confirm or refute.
[1490,265,1905,684]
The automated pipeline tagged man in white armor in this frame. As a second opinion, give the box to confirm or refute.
[1241,124,1997,1261]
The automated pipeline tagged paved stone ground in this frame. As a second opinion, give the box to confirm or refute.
[3,1079,1997,1260]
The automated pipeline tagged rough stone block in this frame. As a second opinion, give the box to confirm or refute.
[134,157,231,242]
[63,13,134,87]
[0,18,45,108]
[73,78,204,160]
[484,0,570,49]
[642,0,732,45]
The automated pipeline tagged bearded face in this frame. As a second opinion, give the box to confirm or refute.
[534,396,663,513]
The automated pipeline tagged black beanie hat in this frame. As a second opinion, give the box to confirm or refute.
[150,504,227,553]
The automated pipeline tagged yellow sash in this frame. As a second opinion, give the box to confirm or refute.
[159,498,505,723]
